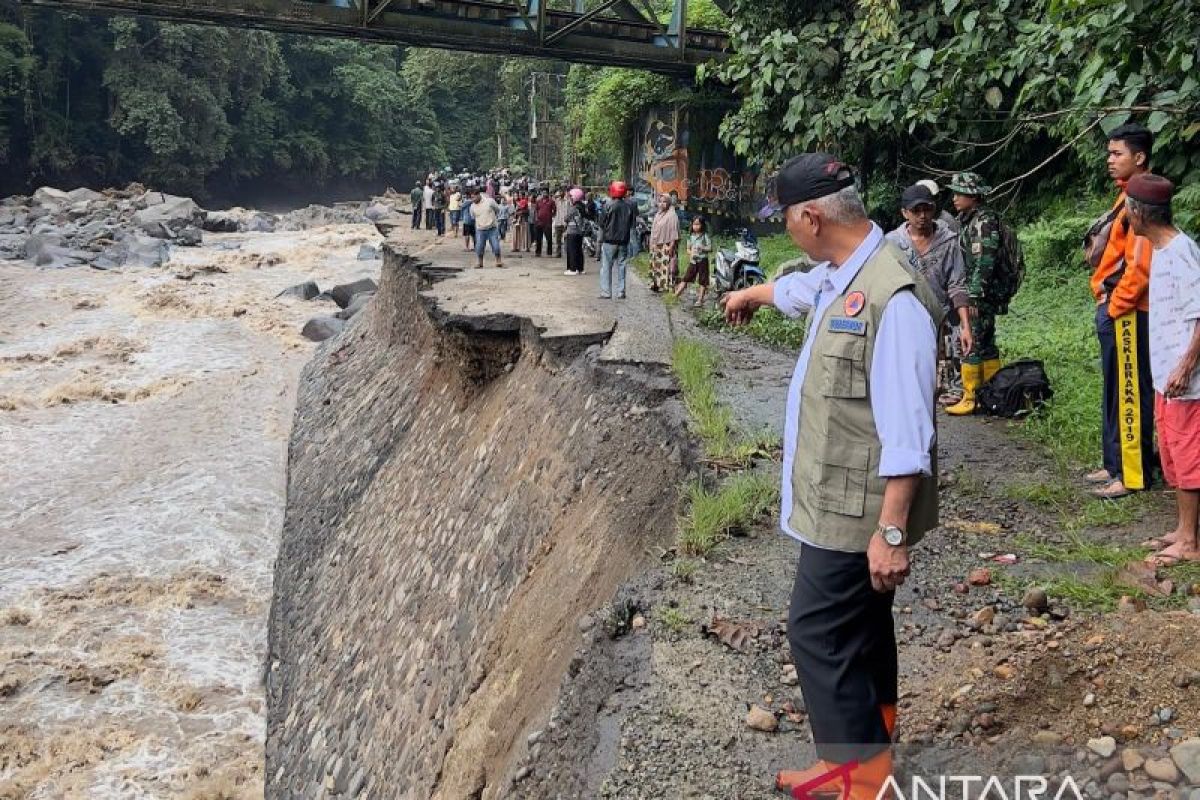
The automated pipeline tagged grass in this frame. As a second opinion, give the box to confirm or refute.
[1017,531,1148,568]
[671,558,699,584]
[1002,476,1155,532]
[677,472,779,557]
[670,338,781,466]
[995,200,1110,467]
[656,605,692,633]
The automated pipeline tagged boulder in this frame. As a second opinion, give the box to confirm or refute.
[174,226,203,247]
[203,211,242,233]
[277,281,321,301]
[92,233,170,270]
[357,243,380,261]
[301,316,346,342]
[32,186,71,208]
[330,278,378,309]
[66,187,104,204]
[0,233,26,260]
[363,202,391,222]
[245,213,276,233]
[1170,739,1200,784]
[335,292,374,320]
[132,195,205,239]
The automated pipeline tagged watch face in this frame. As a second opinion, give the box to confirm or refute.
[884,527,904,546]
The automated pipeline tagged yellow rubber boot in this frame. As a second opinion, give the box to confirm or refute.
[982,358,1002,383]
[945,363,982,416]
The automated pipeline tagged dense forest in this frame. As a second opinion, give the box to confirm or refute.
[0,8,569,200]
[707,0,1200,218]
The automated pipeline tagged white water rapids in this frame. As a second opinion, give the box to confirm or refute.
[0,222,400,797]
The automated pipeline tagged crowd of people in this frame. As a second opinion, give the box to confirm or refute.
[407,169,664,300]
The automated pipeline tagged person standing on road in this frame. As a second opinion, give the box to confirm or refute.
[1124,174,1200,565]
[497,194,512,242]
[563,188,587,276]
[423,181,436,230]
[720,153,941,800]
[470,189,504,270]
[410,182,424,229]
[943,172,1004,416]
[648,193,680,292]
[553,188,572,259]
[598,180,636,300]
[673,216,712,308]
[461,190,476,251]
[433,183,447,237]
[1084,124,1157,499]
[514,191,530,252]
[449,187,463,235]
[533,190,556,257]
[886,183,973,402]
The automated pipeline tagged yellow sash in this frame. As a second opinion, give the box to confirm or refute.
[1115,311,1145,490]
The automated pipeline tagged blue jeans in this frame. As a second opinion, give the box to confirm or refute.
[475,226,502,261]
[600,242,628,298]
[450,209,462,226]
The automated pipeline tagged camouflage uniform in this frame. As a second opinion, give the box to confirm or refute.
[957,204,1002,364]
[945,171,1003,416]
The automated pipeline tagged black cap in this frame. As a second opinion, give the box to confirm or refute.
[900,183,936,210]
[759,153,856,218]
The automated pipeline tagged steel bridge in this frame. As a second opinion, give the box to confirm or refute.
[21,0,729,75]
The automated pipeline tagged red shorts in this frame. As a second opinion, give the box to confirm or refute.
[1155,392,1200,490]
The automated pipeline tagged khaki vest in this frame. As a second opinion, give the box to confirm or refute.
[789,241,943,552]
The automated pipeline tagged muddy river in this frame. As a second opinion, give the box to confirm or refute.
[0,222,411,797]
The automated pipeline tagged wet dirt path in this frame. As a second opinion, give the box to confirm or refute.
[0,222,436,798]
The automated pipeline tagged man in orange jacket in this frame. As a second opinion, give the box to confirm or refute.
[1086,123,1158,498]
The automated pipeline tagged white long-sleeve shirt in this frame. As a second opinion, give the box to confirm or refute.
[771,223,937,545]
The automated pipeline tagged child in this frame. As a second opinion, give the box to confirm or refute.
[461,192,476,252]
[674,216,712,308]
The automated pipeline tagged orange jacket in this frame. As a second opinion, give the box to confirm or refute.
[1089,183,1151,317]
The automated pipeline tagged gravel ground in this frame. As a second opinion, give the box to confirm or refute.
[522,302,1198,799]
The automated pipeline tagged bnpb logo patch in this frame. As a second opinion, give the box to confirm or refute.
[844,291,866,317]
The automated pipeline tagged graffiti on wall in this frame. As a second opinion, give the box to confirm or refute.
[632,110,689,202]
[629,105,769,220]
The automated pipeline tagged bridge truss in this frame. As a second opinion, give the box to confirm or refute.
[21,0,729,75]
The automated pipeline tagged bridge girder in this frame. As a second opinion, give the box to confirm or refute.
[22,0,727,75]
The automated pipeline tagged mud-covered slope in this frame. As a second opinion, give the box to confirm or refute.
[264,247,690,799]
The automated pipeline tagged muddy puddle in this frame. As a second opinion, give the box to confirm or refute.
[0,223,393,797]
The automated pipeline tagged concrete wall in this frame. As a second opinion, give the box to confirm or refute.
[265,247,689,798]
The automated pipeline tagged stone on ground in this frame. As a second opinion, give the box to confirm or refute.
[301,316,346,342]
[278,281,321,301]
[330,278,378,309]
[1170,739,1200,784]
[335,292,374,321]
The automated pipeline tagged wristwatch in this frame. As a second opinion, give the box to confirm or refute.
[876,524,906,547]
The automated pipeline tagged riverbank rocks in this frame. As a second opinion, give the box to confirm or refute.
[301,316,346,342]
[330,278,378,309]
[278,281,321,301]
[1170,739,1200,783]
[334,292,373,321]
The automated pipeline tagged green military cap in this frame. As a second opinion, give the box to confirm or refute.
[948,172,992,196]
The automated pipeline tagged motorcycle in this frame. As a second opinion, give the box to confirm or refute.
[635,213,651,253]
[713,228,765,292]
[582,218,602,261]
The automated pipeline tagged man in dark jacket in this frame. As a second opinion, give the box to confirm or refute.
[533,191,556,256]
[599,181,637,299]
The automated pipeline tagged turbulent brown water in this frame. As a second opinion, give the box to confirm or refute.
[0,223,394,797]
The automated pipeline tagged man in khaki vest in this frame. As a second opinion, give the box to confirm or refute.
[723,154,942,799]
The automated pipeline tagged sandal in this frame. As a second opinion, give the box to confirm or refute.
[1092,480,1131,500]
[1084,468,1113,485]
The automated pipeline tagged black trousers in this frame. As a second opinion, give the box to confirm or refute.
[533,223,553,255]
[564,232,584,273]
[425,208,435,229]
[1095,304,1156,488]
[434,209,445,236]
[411,207,421,229]
[788,543,896,764]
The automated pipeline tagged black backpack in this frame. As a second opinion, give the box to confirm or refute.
[976,360,1053,418]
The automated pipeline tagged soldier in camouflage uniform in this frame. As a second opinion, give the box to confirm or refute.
[945,172,1003,415]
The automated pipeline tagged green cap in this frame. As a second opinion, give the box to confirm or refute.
[948,172,992,196]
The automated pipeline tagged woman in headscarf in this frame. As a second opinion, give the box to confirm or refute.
[648,193,680,292]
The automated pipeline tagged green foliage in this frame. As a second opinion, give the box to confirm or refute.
[0,22,33,159]
[568,67,673,168]
[678,472,778,557]
[996,199,1107,465]
[707,0,1200,203]
[1,10,562,196]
